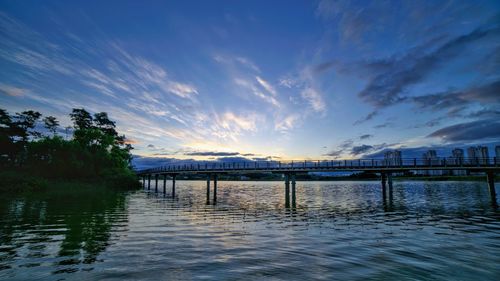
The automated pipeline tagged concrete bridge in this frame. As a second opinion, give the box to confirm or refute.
[137,158,499,206]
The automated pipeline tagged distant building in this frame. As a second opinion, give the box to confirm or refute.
[467,146,489,164]
[495,145,500,164]
[422,150,442,176]
[449,148,466,176]
[384,150,402,166]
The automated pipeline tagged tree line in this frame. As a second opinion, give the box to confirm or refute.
[0,108,135,182]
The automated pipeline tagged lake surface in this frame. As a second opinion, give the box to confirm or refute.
[0,180,499,280]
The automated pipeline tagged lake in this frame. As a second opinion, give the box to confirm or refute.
[0,180,499,280]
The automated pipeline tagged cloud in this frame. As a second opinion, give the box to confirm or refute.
[275,114,301,131]
[465,108,500,119]
[278,76,298,88]
[300,87,326,113]
[165,81,198,98]
[351,144,373,155]
[210,111,261,141]
[374,122,392,129]
[353,111,378,125]
[359,134,373,140]
[427,119,500,142]
[0,83,29,97]
[213,54,260,72]
[412,118,441,128]
[255,76,277,96]
[355,24,500,108]
[234,78,279,107]
[185,151,240,156]
[411,80,500,117]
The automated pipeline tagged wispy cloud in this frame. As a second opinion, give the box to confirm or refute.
[300,87,325,113]
[255,76,277,96]
[234,78,280,107]
[0,83,28,97]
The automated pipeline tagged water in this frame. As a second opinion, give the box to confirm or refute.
[0,181,499,280]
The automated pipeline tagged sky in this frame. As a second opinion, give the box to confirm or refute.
[1,0,499,168]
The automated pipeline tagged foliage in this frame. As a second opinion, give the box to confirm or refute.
[0,107,139,190]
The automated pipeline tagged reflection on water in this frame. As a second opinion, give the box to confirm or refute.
[0,181,499,280]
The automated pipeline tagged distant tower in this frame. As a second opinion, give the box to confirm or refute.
[467,146,478,164]
[467,146,490,164]
[423,150,441,175]
[384,150,402,166]
[496,145,500,164]
[450,148,465,175]
[451,148,464,164]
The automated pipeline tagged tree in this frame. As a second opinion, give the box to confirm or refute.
[70,108,93,130]
[43,116,59,136]
[94,112,117,137]
[0,109,13,165]
[13,110,42,142]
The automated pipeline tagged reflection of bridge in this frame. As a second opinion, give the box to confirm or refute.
[137,158,499,206]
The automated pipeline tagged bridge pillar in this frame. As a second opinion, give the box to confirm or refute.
[291,173,296,207]
[172,174,176,198]
[285,174,290,208]
[387,173,393,200]
[142,176,145,188]
[487,171,497,204]
[213,174,218,204]
[147,174,151,190]
[206,174,211,204]
[381,173,387,199]
[155,174,159,192]
[163,174,167,194]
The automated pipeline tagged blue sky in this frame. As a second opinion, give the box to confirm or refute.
[1,0,499,165]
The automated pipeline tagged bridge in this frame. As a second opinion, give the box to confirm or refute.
[137,157,499,206]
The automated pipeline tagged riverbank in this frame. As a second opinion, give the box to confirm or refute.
[0,170,141,193]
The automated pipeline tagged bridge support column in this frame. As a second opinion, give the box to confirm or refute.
[172,174,176,198]
[285,174,290,208]
[388,173,393,199]
[163,174,167,194]
[155,174,159,192]
[213,174,218,204]
[142,176,145,188]
[291,173,296,208]
[206,174,211,204]
[487,171,497,205]
[381,173,387,199]
[147,174,151,190]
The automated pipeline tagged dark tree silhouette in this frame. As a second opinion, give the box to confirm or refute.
[94,112,117,137]
[70,108,93,130]
[14,110,42,142]
[43,116,59,136]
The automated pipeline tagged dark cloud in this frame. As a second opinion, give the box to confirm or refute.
[356,24,500,108]
[313,61,337,74]
[147,144,155,148]
[374,122,392,129]
[427,119,500,141]
[360,134,373,140]
[353,111,378,125]
[185,151,240,157]
[466,108,500,119]
[411,80,500,117]
[324,150,342,158]
[215,156,252,162]
[351,145,373,155]
[412,118,441,128]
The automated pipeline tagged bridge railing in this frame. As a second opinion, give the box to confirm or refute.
[137,157,499,174]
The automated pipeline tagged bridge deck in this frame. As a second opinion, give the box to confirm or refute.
[137,158,500,175]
